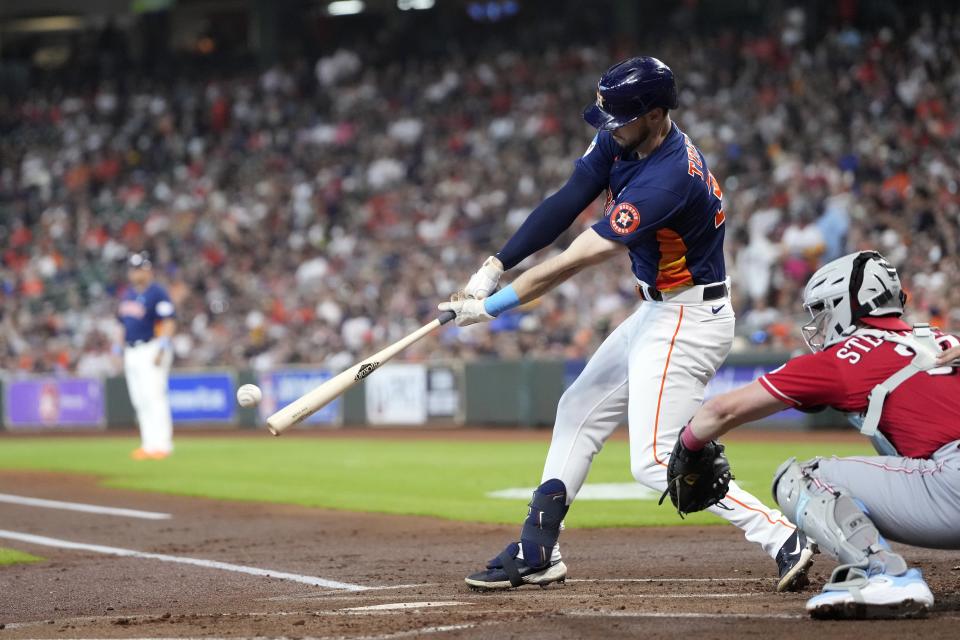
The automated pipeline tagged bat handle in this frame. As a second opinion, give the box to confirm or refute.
[438,309,456,325]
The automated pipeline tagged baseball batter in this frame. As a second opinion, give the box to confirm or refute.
[118,252,176,460]
[441,57,810,591]
[670,250,960,619]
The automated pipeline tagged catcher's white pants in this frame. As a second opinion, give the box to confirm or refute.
[124,340,174,454]
[541,291,795,558]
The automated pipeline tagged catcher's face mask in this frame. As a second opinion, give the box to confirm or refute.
[801,301,830,352]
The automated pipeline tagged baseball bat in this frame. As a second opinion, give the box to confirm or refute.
[266,310,456,435]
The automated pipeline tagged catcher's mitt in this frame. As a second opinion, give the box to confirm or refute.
[658,426,733,518]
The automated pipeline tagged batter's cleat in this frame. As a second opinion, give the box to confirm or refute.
[776,530,816,592]
[131,448,170,460]
[806,567,933,620]
[465,542,567,591]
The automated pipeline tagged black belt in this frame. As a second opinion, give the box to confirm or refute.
[126,339,149,347]
[635,282,728,302]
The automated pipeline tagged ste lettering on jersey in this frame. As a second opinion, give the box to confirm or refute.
[759,317,960,459]
[577,124,725,293]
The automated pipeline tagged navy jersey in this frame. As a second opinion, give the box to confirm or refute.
[576,124,726,292]
[118,282,175,344]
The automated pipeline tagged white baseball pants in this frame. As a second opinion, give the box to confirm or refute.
[541,291,795,558]
[124,340,174,454]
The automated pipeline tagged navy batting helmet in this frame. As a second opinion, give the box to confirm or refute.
[583,56,679,130]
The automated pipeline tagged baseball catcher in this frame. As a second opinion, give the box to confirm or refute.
[665,251,960,619]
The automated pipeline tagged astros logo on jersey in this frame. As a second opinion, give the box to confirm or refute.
[609,202,641,235]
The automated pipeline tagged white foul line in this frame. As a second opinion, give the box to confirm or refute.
[0,493,172,520]
[0,530,368,591]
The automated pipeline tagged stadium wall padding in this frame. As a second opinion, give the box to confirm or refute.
[463,360,565,427]
[105,375,137,429]
[2,355,850,431]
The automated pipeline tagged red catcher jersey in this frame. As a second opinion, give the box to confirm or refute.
[758,318,960,459]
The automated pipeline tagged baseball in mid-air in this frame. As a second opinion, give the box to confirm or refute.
[236,384,263,408]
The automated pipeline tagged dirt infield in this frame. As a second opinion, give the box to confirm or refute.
[1,470,958,639]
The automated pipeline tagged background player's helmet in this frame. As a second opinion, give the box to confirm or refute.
[127,251,152,270]
[800,251,907,352]
[582,56,679,130]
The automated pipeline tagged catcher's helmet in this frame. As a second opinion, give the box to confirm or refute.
[800,251,907,352]
[583,56,679,131]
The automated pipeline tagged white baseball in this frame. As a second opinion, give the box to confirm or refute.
[236,384,263,408]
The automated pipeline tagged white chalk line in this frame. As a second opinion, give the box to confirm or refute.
[266,590,767,606]
[4,614,479,640]
[0,493,171,520]
[635,593,761,599]
[0,529,369,591]
[341,601,471,611]
[567,577,762,583]
[263,577,763,602]
[350,624,479,639]
[12,635,478,640]
[568,609,805,620]
[264,583,439,601]
[5,627,480,640]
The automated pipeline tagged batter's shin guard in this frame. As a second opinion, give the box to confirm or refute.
[772,458,907,576]
[519,479,569,570]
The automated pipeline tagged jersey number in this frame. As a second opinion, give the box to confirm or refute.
[894,334,960,376]
[684,135,724,228]
[708,172,725,228]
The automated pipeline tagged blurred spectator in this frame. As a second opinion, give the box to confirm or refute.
[2,6,960,375]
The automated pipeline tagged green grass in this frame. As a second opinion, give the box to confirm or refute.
[0,436,872,528]
[0,547,43,566]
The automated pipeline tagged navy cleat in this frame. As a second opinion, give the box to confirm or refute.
[776,529,817,592]
[465,542,567,591]
[465,479,569,591]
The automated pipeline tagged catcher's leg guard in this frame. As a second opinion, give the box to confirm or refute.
[772,458,907,576]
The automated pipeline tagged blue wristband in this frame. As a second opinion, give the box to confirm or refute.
[158,337,172,351]
[483,284,521,317]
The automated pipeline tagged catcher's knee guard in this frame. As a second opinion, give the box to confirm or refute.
[518,478,568,570]
[772,458,906,576]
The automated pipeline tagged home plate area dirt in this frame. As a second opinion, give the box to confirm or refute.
[1,471,958,639]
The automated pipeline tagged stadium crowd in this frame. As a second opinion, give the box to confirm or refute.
[2,8,960,375]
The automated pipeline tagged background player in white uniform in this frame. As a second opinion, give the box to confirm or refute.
[442,57,811,591]
[117,252,176,460]
[670,251,960,618]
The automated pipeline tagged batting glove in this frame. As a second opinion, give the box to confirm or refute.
[463,256,504,300]
[438,298,494,327]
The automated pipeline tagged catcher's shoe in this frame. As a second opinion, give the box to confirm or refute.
[806,567,933,620]
[465,543,567,591]
[776,530,816,592]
